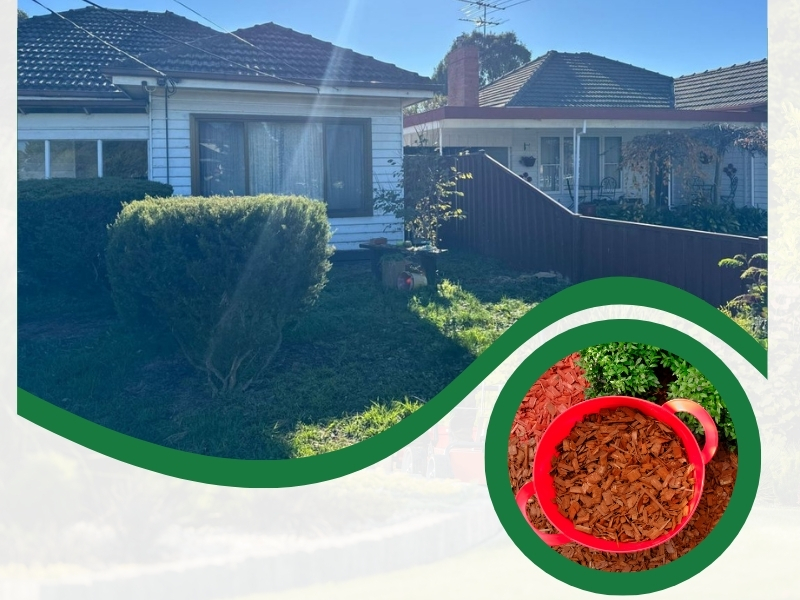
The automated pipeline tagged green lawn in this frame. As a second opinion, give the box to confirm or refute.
[18,250,568,459]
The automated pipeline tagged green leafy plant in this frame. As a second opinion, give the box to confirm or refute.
[579,343,736,446]
[374,153,471,248]
[668,362,736,444]
[719,253,768,346]
[106,194,332,395]
[18,177,173,291]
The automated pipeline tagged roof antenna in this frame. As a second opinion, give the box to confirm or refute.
[456,0,532,36]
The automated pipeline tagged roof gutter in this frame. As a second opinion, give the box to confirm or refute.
[403,105,767,128]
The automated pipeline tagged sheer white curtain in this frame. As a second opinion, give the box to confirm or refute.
[248,122,324,200]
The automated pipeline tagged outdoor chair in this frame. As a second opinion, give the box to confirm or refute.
[597,176,617,202]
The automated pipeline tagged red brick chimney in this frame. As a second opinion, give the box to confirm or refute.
[446,45,480,107]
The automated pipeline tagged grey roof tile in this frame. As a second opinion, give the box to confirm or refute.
[18,7,215,95]
[118,21,435,89]
[674,59,767,109]
[18,7,435,98]
[478,51,674,108]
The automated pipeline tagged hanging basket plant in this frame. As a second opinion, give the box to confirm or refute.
[519,155,537,168]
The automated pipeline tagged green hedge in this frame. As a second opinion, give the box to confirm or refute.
[106,194,333,394]
[578,343,736,446]
[594,201,767,238]
[18,177,173,290]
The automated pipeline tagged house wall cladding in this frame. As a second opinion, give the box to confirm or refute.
[442,153,766,308]
[148,87,405,251]
[17,113,149,140]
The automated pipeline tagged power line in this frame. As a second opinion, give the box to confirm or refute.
[170,0,313,85]
[28,0,167,77]
[80,0,313,89]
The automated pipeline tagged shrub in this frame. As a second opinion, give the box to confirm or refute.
[579,343,736,446]
[594,200,767,237]
[106,195,332,394]
[18,177,173,290]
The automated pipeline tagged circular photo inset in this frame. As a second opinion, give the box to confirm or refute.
[508,344,737,572]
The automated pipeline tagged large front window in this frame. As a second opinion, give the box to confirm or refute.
[195,117,371,217]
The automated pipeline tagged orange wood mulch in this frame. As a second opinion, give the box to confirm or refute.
[507,353,738,572]
[551,407,694,544]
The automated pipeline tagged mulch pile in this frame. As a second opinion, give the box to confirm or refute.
[551,407,694,544]
[508,353,739,572]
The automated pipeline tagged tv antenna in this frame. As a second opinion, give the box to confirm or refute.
[457,0,532,36]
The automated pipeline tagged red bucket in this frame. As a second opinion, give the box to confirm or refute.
[515,396,718,553]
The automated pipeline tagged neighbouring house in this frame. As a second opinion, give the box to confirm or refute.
[17,7,439,249]
[403,48,767,210]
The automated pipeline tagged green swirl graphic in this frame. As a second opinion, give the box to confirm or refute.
[18,277,765,487]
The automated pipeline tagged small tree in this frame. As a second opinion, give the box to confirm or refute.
[719,253,768,344]
[374,151,471,248]
[622,131,706,206]
[623,125,767,205]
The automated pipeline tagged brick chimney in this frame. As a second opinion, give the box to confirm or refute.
[446,45,480,107]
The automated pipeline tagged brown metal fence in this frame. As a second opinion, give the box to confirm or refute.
[441,153,767,308]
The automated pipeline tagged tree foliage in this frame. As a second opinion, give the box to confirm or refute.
[431,31,531,89]
[622,125,768,204]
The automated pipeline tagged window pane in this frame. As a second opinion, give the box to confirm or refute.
[248,122,324,199]
[603,137,622,187]
[17,141,45,180]
[50,141,98,179]
[104,140,148,179]
[564,137,574,179]
[199,122,246,196]
[579,137,600,187]
[540,137,560,191]
[325,123,365,212]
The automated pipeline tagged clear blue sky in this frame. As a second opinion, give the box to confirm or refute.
[21,0,767,78]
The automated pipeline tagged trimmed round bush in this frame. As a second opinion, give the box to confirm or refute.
[106,195,333,394]
[18,177,173,290]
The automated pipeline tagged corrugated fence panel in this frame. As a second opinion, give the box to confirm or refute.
[444,153,765,308]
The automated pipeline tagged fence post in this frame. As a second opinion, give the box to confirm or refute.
[571,214,582,283]
[759,236,768,255]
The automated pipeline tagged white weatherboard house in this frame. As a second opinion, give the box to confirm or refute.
[405,47,767,210]
[17,7,438,250]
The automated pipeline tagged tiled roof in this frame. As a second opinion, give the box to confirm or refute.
[112,22,436,89]
[478,53,549,107]
[674,60,767,109]
[18,7,215,95]
[478,51,674,109]
[18,7,436,97]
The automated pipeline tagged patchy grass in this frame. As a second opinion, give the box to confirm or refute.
[289,399,422,457]
[18,250,568,459]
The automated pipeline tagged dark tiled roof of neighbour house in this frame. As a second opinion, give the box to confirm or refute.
[112,21,437,90]
[17,7,215,96]
[18,6,438,99]
[674,59,767,109]
[478,51,674,108]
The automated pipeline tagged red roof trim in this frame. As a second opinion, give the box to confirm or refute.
[403,106,767,127]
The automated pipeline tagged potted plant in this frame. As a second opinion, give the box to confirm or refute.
[519,155,537,168]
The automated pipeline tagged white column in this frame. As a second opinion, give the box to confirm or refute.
[44,140,51,179]
[97,140,103,177]
[751,155,756,207]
